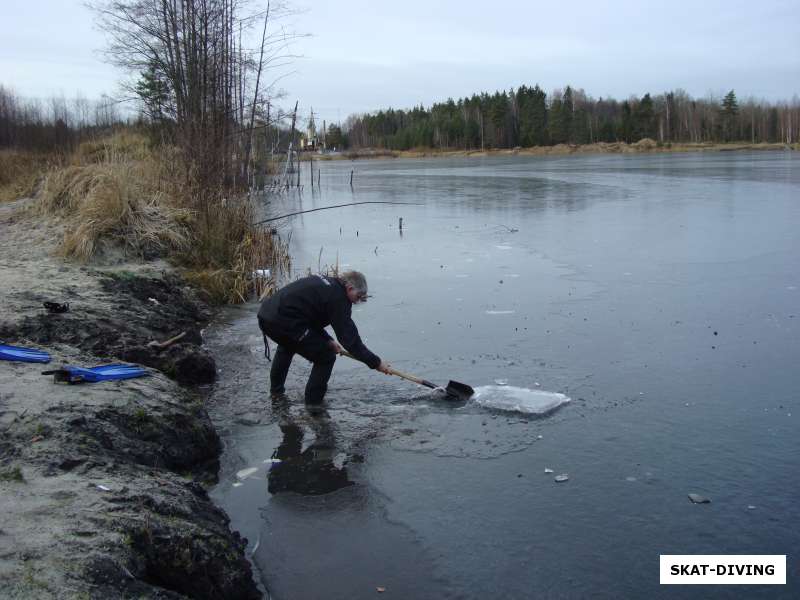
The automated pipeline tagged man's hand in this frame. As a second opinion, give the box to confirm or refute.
[329,340,345,355]
[377,360,392,374]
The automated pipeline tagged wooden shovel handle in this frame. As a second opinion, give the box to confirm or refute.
[385,367,438,389]
[339,350,437,389]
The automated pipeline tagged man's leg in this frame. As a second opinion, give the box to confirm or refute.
[270,344,294,396]
[305,354,336,405]
[296,332,337,406]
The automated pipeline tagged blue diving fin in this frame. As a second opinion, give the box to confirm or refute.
[42,363,149,384]
[0,343,52,364]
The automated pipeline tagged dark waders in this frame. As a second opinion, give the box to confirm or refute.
[259,318,337,405]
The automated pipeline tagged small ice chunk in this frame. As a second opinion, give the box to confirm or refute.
[496,245,513,250]
[688,493,711,504]
[494,379,508,386]
[96,484,111,492]
[537,435,543,440]
[232,482,243,488]
[236,467,259,480]
[625,476,637,482]
[544,468,553,474]
[554,474,569,483]
[485,310,515,315]
[747,505,757,510]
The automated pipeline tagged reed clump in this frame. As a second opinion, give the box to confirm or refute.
[72,130,152,165]
[180,199,290,304]
[34,130,289,303]
[37,134,191,261]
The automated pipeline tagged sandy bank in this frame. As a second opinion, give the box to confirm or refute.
[308,140,798,161]
[0,198,261,598]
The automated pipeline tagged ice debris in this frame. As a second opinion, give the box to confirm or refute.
[688,493,711,504]
[236,467,259,480]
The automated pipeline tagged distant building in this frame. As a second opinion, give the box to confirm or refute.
[301,108,319,151]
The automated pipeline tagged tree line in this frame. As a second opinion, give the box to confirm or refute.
[0,85,125,152]
[344,86,800,150]
[2,1,299,191]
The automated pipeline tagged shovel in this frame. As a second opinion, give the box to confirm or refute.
[340,351,474,401]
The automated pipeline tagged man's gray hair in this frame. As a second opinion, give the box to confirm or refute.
[339,270,367,294]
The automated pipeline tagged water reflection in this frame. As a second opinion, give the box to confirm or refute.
[267,410,354,496]
[215,153,800,599]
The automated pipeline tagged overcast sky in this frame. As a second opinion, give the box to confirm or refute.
[2,0,798,126]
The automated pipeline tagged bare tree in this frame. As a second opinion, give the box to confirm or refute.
[89,0,301,206]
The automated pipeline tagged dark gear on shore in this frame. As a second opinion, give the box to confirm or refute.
[257,272,382,406]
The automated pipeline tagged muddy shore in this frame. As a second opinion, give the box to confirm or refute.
[0,197,262,598]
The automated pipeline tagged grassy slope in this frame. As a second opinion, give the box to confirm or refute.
[4,130,289,304]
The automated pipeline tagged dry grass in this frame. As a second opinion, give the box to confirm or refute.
[343,148,399,159]
[0,150,57,202]
[37,147,191,261]
[72,130,153,165]
[18,129,292,303]
[180,198,290,303]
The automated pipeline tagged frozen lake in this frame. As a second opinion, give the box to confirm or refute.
[208,151,799,599]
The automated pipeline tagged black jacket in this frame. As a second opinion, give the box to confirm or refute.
[258,275,381,368]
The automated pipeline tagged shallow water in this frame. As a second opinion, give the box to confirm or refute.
[208,152,799,599]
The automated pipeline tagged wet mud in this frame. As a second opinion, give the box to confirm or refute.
[0,272,216,384]
[0,203,261,599]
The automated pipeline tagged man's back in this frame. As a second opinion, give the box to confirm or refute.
[258,275,348,340]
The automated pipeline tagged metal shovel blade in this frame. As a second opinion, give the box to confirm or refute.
[445,380,474,401]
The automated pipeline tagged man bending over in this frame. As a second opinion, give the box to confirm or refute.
[258,270,390,409]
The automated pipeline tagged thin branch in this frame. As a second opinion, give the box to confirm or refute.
[256,202,422,224]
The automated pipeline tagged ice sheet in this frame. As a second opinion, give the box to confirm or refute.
[472,386,570,415]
